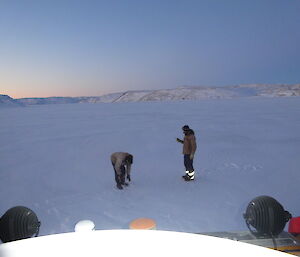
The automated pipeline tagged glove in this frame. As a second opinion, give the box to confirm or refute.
[176,138,183,143]
[127,174,131,181]
[190,154,194,160]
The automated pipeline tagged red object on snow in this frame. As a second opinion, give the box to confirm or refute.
[288,217,300,234]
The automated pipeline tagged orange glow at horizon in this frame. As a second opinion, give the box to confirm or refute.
[1,86,120,99]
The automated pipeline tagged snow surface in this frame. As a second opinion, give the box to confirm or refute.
[0,97,300,238]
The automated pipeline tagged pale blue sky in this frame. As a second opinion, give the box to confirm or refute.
[0,0,299,98]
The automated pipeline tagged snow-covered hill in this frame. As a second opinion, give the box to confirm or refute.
[0,95,24,107]
[15,92,125,105]
[112,84,300,102]
[2,84,300,107]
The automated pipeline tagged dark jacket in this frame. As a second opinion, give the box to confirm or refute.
[111,152,132,177]
[182,129,197,155]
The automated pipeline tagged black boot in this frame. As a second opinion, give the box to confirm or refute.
[182,174,189,180]
[117,184,123,190]
[184,175,194,181]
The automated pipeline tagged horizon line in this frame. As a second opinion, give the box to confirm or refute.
[2,83,300,99]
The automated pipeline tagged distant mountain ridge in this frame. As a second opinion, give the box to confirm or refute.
[1,84,300,107]
[0,94,24,107]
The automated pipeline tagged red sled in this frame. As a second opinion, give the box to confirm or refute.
[288,217,300,235]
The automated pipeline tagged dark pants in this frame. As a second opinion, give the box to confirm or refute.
[112,163,126,186]
[184,154,194,171]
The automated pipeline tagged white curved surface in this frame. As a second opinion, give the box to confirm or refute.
[74,220,95,232]
[0,230,290,257]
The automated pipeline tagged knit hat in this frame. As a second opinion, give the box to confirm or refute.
[182,125,190,131]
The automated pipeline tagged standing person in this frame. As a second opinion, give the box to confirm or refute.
[176,125,197,181]
[111,152,133,189]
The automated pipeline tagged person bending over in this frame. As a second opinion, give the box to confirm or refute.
[111,152,133,189]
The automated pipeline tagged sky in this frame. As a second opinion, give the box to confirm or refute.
[0,0,300,98]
